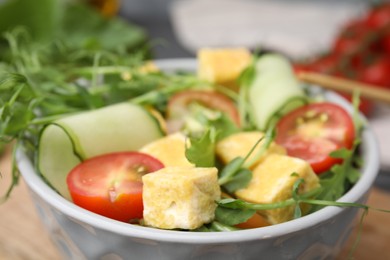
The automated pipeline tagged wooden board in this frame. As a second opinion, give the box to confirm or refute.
[1,146,389,259]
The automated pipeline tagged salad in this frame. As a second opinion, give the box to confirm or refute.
[1,35,364,231]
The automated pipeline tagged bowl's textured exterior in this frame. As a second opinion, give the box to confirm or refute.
[18,59,380,260]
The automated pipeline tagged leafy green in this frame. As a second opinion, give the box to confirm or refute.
[222,168,252,194]
[0,0,62,42]
[0,0,147,56]
[312,140,362,213]
[214,205,256,226]
[291,174,304,218]
[237,56,257,129]
[243,126,276,168]
[217,127,275,193]
[0,0,201,199]
[237,56,257,88]
[58,3,147,54]
[185,128,217,167]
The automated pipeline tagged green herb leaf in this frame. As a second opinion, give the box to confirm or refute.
[222,168,252,193]
[292,176,303,201]
[217,198,295,211]
[218,157,245,185]
[237,58,256,88]
[293,204,302,219]
[185,128,216,167]
[244,126,276,168]
[0,0,62,42]
[329,148,352,159]
[215,205,256,226]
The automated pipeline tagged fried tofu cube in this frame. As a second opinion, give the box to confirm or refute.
[235,154,320,224]
[216,131,286,168]
[139,133,194,167]
[142,167,221,230]
[198,48,251,89]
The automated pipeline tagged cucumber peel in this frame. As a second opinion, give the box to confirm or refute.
[248,53,307,130]
[38,102,164,200]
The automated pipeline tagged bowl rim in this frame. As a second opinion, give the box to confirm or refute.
[17,58,380,244]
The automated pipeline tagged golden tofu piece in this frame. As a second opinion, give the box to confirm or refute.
[139,133,194,167]
[235,154,320,224]
[216,131,286,168]
[198,48,252,89]
[142,167,221,230]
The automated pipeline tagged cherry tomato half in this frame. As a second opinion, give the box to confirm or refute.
[275,102,355,174]
[166,90,240,133]
[67,152,164,222]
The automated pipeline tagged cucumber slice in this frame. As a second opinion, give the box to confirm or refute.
[249,54,307,130]
[38,102,164,200]
[254,53,295,76]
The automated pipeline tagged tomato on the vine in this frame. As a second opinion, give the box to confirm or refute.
[380,32,390,55]
[67,151,164,222]
[304,53,339,74]
[358,56,390,88]
[332,20,372,56]
[275,102,355,174]
[365,3,390,29]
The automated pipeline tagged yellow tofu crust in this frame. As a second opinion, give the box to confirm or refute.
[142,167,221,230]
[198,48,251,88]
[235,154,320,224]
[216,131,286,168]
[139,133,194,167]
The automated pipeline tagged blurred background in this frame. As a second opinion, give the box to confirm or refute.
[120,0,369,59]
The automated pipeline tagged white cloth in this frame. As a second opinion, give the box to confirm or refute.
[170,0,368,59]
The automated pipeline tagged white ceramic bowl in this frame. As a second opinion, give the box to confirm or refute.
[17,59,379,260]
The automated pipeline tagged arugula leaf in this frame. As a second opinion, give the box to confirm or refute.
[185,128,217,167]
[313,139,362,210]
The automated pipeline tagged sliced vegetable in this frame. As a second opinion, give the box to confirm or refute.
[166,90,240,133]
[67,151,164,222]
[275,102,355,174]
[248,54,307,130]
[38,102,164,199]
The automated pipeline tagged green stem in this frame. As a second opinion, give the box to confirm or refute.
[209,221,239,231]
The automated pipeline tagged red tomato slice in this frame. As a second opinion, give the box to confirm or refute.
[275,103,355,174]
[67,152,164,222]
[166,90,240,133]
